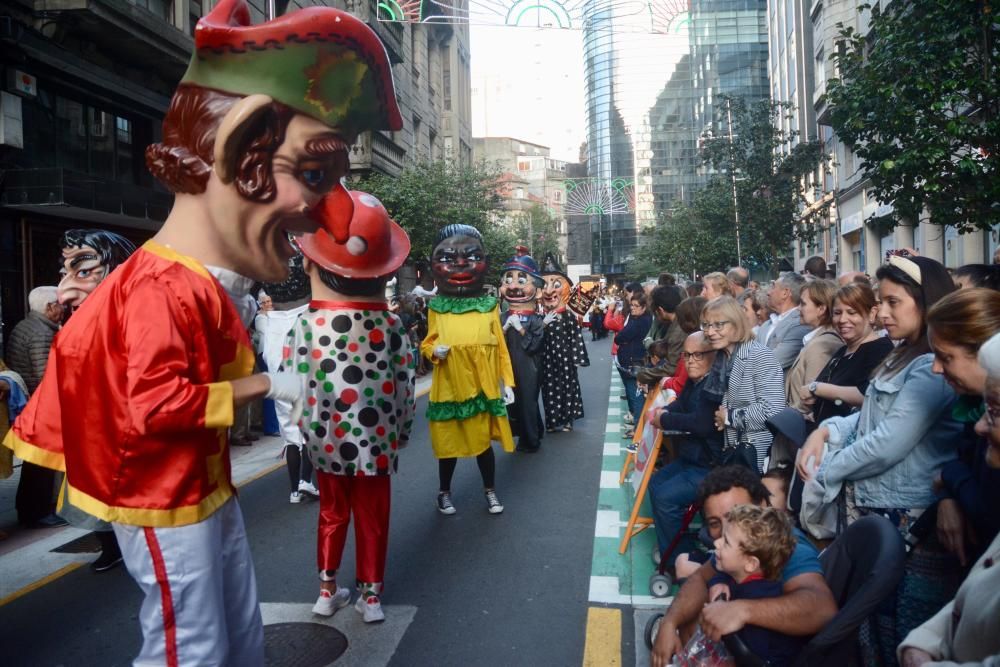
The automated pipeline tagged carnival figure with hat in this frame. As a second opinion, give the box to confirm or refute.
[539,254,589,433]
[422,224,514,516]
[499,254,547,452]
[2,0,403,662]
[282,191,414,624]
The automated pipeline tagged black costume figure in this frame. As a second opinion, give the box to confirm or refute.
[499,255,546,453]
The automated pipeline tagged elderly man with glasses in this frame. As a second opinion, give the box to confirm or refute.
[645,331,724,564]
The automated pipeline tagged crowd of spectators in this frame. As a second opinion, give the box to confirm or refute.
[599,255,1000,667]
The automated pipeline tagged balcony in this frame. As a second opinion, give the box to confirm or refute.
[32,0,193,83]
[0,168,172,230]
[348,131,406,177]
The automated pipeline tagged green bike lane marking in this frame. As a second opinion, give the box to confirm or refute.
[588,366,670,608]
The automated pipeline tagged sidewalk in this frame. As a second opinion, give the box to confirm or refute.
[0,375,431,604]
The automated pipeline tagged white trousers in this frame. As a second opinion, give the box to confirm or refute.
[113,497,264,667]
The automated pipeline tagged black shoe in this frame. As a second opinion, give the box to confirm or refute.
[92,531,124,572]
[91,549,124,572]
[32,513,68,528]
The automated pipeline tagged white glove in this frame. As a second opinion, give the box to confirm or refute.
[265,372,304,426]
[509,316,523,332]
[502,317,513,331]
[433,345,450,360]
[543,312,557,326]
[502,385,516,405]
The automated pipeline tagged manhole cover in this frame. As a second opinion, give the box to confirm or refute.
[264,622,348,666]
[50,532,100,554]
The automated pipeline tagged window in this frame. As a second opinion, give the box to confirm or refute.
[56,97,88,172]
[89,108,115,179]
[443,55,452,111]
[189,0,202,36]
[116,117,133,183]
[130,0,171,22]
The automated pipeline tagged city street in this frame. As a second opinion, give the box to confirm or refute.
[0,338,667,666]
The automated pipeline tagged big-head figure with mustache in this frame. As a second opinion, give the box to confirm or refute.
[499,255,547,453]
[422,224,515,517]
[2,1,402,663]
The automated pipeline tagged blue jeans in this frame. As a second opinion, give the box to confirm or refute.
[621,375,645,423]
[648,460,710,559]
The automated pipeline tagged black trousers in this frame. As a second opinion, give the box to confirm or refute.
[16,462,56,525]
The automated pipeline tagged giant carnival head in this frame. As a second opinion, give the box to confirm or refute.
[58,229,137,309]
[297,190,410,297]
[499,254,544,309]
[430,224,489,298]
[540,252,572,313]
[145,0,402,284]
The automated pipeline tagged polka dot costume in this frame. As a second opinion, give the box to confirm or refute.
[282,300,416,476]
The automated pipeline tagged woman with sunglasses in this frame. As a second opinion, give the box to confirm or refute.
[798,255,962,665]
[701,296,785,472]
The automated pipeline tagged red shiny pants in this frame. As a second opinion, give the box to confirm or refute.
[316,472,390,588]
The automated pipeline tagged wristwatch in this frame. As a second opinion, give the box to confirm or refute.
[808,381,819,396]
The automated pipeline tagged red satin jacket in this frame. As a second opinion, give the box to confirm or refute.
[3,241,255,527]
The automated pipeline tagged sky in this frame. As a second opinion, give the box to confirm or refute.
[469,25,587,164]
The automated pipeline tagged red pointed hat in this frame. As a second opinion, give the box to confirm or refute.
[297,191,410,278]
[182,0,402,133]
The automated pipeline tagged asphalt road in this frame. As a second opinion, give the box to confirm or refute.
[1,338,614,667]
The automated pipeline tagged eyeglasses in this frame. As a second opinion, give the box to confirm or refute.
[682,351,708,361]
[700,320,731,332]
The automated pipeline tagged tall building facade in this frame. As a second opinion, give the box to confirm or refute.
[583,0,770,276]
[811,0,997,273]
[0,0,470,347]
[471,136,570,265]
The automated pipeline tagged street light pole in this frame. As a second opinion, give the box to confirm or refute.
[726,99,743,266]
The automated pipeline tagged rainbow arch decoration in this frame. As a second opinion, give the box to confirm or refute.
[378,0,690,33]
[564,178,636,215]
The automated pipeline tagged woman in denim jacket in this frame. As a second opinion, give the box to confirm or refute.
[798,255,962,666]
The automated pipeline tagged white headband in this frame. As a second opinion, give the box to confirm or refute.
[888,255,922,285]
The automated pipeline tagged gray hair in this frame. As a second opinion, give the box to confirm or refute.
[727,266,750,288]
[28,286,58,314]
[979,331,1000,380]
[777,272,807,305]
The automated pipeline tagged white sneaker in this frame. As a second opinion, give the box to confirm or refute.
[298,480,319,497]
[436,492,456,515]
[312,587,351,616]
[354,594,385,623]
[485,490,504,514]
[289,491,302,504]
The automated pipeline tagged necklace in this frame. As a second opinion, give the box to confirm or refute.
[845,331,878,356]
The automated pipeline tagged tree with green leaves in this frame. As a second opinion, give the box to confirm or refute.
[700,96,829,272]
[826,1,999,233]
[510,203,562,265]
[637,97,827,277]
[354,159,516,283]
[634,181,740,278]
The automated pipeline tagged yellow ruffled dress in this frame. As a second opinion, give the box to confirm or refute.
[421,296,515,457]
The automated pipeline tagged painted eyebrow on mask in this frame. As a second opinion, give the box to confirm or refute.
[304,135,349,157]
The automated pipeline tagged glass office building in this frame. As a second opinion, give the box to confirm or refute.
[582,0,769,275]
